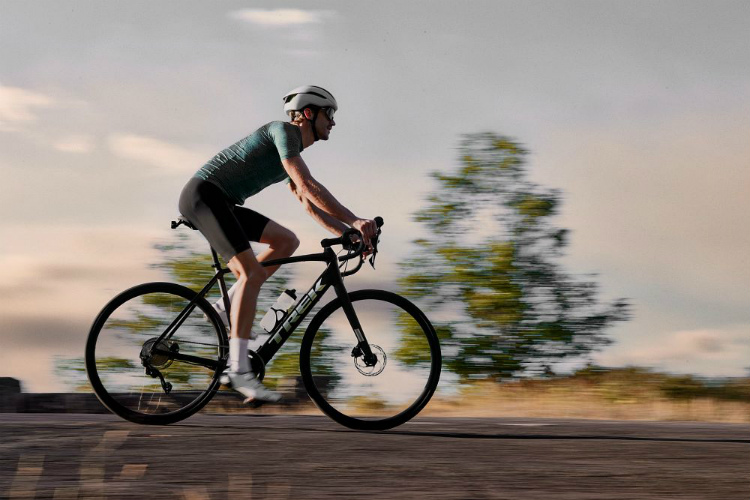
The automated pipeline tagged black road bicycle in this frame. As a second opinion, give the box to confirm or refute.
[85,217,441,430]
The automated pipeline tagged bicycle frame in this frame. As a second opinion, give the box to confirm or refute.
[150,244,374,372]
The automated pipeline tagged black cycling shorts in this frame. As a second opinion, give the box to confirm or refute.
[178,177,270,262]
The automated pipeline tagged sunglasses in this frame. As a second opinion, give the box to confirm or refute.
[322,107,335,121]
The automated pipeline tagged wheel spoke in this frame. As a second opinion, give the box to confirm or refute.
[86,283,228,424]
[301,290,440,430]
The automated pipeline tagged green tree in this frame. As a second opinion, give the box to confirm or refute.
[57,232,333,391]
[398,132,629,382]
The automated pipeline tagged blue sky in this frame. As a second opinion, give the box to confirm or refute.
[1,1,749,390]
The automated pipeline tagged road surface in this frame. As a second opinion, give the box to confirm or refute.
[1,414,748,499]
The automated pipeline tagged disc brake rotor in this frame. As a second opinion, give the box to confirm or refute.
[354,345,387,376]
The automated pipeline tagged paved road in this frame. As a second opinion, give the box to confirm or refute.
[1,414,748,499]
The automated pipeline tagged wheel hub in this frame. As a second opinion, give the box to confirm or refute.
[140,338,177,369]
[353,345,386,376]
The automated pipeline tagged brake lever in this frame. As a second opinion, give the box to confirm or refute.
[366,217,385,269]
[368,233,380,269]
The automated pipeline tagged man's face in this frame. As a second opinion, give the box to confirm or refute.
[315,107,335,141]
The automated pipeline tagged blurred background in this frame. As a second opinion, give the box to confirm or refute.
[1,1,748,418]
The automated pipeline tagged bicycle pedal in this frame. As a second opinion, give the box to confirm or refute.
[244,398,265,408]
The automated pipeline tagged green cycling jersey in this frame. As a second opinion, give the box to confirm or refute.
[194,121,304,205]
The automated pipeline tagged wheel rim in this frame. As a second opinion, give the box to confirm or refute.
[303,292,440,427]
[87,285,226,419]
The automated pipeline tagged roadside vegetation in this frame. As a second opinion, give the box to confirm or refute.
[199,366,750,423]
[423,366,750,423]
[399,132,629,380]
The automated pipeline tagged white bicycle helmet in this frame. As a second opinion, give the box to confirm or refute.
[282,85,338,116]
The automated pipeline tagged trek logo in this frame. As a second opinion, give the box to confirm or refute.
[272,277,326,343]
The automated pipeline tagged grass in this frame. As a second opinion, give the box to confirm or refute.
[422,367,750,423]
[205,367,750,423]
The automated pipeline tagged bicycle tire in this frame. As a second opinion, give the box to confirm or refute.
[299,289,441,430]
[85,282,228,425]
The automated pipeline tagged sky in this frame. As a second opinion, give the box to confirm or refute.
[1,0,749,391]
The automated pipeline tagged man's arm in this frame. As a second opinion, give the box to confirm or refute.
[288,179,348,236]
[282,155,378,245]
[282,156,358,224]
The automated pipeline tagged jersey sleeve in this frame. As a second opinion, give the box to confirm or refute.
[269,122,304,160]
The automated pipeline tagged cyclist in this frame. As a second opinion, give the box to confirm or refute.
[178,85,378,403]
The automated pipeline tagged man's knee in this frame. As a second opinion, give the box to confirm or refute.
[229,251,267,284]
[236,269,266,288]
[273,230,299,255]
[285,233,300,254]
[261,221,300,256]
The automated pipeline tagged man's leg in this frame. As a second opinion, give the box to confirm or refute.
[178,181,281,401]
[216,220,299,314]
[226,248,265,343]
[225,218,300,341]
[223,248,281,402]
[256,220,300,275]
[222,221,297,403]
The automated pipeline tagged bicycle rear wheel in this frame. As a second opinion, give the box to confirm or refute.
[300,289,441,430]
[85,282,228,425]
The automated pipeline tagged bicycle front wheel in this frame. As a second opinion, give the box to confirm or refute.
[300,289,441,430]
[85,282,228,425]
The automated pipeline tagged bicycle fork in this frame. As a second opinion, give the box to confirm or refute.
[331,280,378,367]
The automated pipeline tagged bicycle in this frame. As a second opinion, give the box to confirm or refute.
[85,216,441,430]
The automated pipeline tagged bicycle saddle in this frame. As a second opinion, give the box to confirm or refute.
[171,216,198,230]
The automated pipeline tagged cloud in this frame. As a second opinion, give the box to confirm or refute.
[0,315,89,352]
[545,106,750,313]
[107,133,208,173]
[0,223,185,391]
[0,85,53,131]
[53,134,95,153]
[597,326,750,376]
[229,8,335,27]
[0,224,165,320]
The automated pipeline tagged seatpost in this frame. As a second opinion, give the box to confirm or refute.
[210,248,223,270]
[211,247,232,326]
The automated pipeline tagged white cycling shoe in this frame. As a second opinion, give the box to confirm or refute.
[224,371,282,403]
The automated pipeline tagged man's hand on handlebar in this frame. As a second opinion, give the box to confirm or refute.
[347,233,374,257]
[320,217,383,267]
[351,218,378,255]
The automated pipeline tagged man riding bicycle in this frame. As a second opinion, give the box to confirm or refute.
[178,85,378,403]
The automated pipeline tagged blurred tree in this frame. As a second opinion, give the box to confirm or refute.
[57,232,335,391]
[398,132,630,382]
